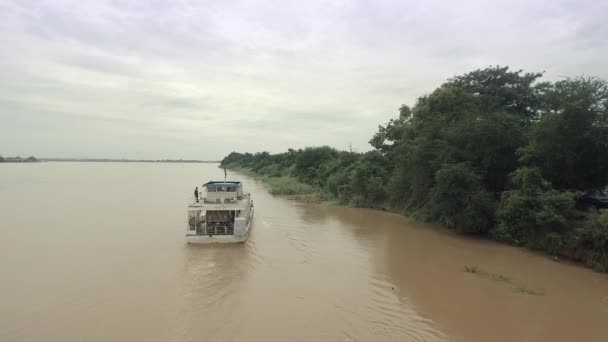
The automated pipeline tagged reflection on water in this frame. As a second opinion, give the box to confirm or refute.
[1,163,607,342]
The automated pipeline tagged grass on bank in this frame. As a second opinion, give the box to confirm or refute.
[259,175,316,195]
[228,166,316,195]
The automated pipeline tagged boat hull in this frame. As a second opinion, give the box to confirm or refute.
[186,233,248,244]
[186,207,253,244]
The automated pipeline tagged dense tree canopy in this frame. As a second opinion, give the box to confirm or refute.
[222,66,608,272]
[519,77,608,190]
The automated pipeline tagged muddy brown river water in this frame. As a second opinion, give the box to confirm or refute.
[1,162,607,341]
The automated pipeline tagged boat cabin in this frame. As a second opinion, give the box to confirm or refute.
[203,181,244,204]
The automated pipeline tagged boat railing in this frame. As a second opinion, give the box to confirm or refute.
[204,222,234,235]
[202,194,249,204]
[188,209,204,231]
[203,198,238,204]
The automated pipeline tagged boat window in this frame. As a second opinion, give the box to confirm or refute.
[227,186,236,192]
[207,187,216,192]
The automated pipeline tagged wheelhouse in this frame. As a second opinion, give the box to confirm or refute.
[203,181,244,204]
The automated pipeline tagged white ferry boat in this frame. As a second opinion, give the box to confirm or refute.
[186,181,254,243]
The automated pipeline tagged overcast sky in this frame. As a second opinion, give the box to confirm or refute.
[1,0,606,160]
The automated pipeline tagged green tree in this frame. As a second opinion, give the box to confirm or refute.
[428,163,496,233]
[294,146,338,182]
[575,210,608,271]
[520,77,608,191]
[221,66,608,272]
[374,66,541,232]
[448,65,548,121]
[494,167,574,245]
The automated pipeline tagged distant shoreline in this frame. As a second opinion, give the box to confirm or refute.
[0,156,39,163]
[40,158,219,163]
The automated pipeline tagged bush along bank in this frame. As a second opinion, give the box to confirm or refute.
[221,66,608,272]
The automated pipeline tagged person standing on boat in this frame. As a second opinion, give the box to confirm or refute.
[194,187,199,203]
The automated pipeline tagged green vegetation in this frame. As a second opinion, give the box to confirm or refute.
[572,210,608,272]
[227,166,317,195]
[259,176,317,195]
[221,66,608,272]
[464,265,545,295]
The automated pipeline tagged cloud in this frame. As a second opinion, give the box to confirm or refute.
[0,0,607,159]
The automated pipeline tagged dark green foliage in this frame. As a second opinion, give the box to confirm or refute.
[380,67,533,231]
[221,148,389,208]
[494,167,575,246]
[542,232,564,256]
[574,210,608,272]
[339,152,389,206]
[222,66,608,272]
[519,77,608,191]
[294,146,339,183]
[369,105,412,170]
[448,66,547,120]
[428,163,496,234]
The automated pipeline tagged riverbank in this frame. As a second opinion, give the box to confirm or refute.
[229,166,318,195]
[220,67,608,273]
[228,163,608,273]
[231,162,607,278]
[0,156,38,163]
